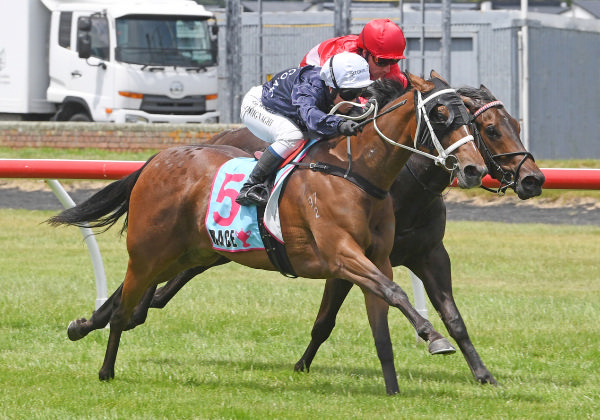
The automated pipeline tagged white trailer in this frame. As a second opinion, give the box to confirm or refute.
[0,0,219,123]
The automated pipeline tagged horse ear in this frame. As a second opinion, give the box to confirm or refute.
[408,72,422,85]
[479,84,496,100]
[409,72,433,91]
[430,69,447,83]
[461,95,476,113]
[479,84,492,95]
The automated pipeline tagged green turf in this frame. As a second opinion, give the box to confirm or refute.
[0,209,598,419]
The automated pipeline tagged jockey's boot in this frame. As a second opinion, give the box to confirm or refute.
[236,148,284,206]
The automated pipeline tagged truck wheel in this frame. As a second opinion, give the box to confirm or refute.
[69,113,92,122]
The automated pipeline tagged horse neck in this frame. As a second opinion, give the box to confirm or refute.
[402,153,452,194]
[346,93,418,192]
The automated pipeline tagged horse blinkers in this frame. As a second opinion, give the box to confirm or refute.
[414,79,473,171]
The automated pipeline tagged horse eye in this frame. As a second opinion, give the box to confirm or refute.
[485,125,500,139]
[430,108,447,124]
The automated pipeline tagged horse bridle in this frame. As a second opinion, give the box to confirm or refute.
[363,80,475,172]
[315,80,475,199]
[470,100,535,195]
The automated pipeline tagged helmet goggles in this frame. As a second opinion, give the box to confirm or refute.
[338,87,366,101]
[371,55,400,67]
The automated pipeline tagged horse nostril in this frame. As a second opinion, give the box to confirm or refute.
[521,174,545,191]
[463,164,487,180]
[515,174,545,199]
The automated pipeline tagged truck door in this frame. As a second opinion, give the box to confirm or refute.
[50,12,113,121]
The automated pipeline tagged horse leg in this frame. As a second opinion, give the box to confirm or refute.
[124,285,157,330]
[67,284,123,341]
[294,278,353,373]
[93,263,226,333]
[362,291,399,395]
[335,250,451,353]
[150,266,211,309]
[99,265,150,381]
[409,243,497,385]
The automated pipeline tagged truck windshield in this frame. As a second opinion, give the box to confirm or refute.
[115,15,216,67]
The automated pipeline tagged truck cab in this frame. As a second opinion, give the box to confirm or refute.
[0,0,220,123]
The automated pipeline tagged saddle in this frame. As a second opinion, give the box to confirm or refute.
[206,143,315,277]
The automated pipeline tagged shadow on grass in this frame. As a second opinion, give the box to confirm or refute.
[134,355,487,396]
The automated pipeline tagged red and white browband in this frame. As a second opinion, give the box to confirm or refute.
[472,100,504,119]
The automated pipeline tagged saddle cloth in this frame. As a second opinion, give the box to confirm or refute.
[205,141,315,252]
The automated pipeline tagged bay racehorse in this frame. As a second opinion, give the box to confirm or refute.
[49,71,487,388]
[146,83,545,394]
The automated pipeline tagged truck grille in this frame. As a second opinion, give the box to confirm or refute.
[140,95,207,115]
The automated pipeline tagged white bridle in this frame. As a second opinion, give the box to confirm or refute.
[334,87,475,171]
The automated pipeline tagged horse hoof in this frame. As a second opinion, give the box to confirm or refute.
[477,374,498,386]
[428,338,456,355]
[294,360,310,373]
[67,320,87,341]
[99,368,115,381]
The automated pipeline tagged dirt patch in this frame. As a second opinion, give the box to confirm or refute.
[443,189,600,226]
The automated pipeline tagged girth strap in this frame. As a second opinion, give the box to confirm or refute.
[256,204,298,278]
[293,161,389,200]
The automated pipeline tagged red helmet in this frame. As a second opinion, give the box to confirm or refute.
[357,19,406,60]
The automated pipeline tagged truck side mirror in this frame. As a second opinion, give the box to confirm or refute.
[78,17,92,32]
[77,16,92,59]
[78,33,92,59]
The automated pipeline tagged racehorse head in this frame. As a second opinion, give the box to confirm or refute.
[361,70,487,190]
[459,85,545,199]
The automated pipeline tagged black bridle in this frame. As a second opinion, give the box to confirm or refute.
[470,100,534,195]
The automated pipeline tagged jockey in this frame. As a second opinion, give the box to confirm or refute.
[300,18,408,89]
[236,51,373,207]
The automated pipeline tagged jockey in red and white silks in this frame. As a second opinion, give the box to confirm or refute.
[300,18,409,89]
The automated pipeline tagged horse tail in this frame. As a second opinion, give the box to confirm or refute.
[47,155,156,234]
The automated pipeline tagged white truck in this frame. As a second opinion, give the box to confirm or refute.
[0,0,219,123]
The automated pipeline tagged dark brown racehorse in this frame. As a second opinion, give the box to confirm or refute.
[50,72,487,387]
[291,84,545,393]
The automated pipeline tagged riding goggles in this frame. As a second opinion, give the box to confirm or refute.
[337,88,365,101]
[371,55,400,67]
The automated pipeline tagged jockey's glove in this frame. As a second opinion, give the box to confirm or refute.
[338,120,360,136]
[365,97,377,110]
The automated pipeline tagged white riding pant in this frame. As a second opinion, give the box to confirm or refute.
[240,85,305,158]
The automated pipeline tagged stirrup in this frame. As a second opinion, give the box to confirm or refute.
[235,184,270,206]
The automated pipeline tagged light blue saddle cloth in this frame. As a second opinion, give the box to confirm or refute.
[206,141,317,252]
[206,157,264,252]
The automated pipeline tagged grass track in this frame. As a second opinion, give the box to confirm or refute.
[0,209,599,419]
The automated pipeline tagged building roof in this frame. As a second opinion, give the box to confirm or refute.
[572,0,600,18]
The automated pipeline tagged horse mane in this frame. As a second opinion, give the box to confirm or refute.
[456,85,496,105]
[366,76,501,108]
[365,75,412,108]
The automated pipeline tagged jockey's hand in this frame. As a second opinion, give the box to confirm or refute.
[338,120,360,136]
[365,97,377,111]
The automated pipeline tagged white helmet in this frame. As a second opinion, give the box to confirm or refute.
[320,52,373,90]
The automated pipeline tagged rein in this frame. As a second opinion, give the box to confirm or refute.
[364,87,474,172]
[470,100,535,195]
[288,82,475,200]
[285,100,395,200]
